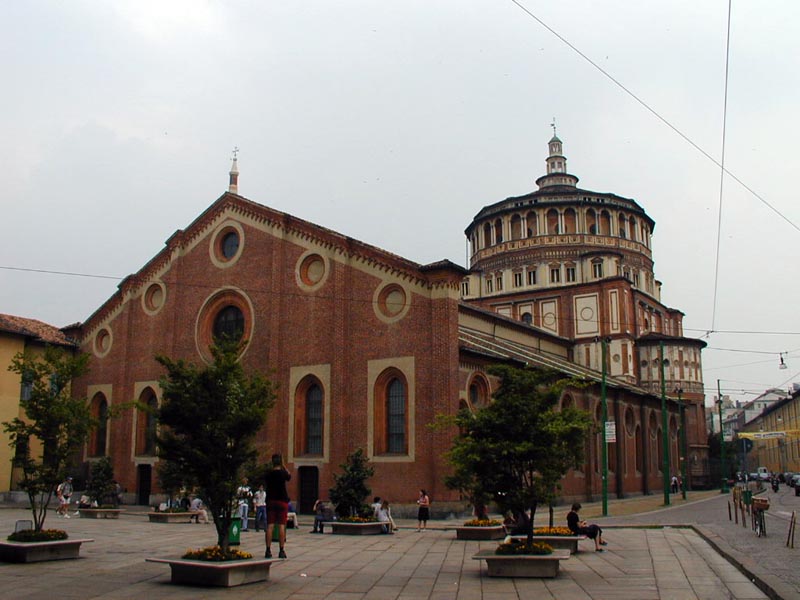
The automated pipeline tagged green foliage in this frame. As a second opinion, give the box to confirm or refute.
[156,338,276,551]
[87,456,116,506]
[155,457,196,506]
[2,347,92,532]
[8,529,68,542]
[444,365,591,544]
[329,448,374,518]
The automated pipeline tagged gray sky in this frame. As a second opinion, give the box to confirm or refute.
[2,1,798,407]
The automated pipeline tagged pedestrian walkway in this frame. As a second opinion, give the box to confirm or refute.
[0,496,773,600]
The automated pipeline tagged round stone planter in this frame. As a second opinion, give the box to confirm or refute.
[330,521,385,535]
[0,538,93,563]
[473,548,570,578]
[456,525,507,541]
[79,508,123,519]
[145,557,280,587]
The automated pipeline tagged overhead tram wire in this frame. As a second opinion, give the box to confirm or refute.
[506,0,800,235]
[711,0,733,333]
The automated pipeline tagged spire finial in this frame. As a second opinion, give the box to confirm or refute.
[550,118,557,138]
[228,147,240,194]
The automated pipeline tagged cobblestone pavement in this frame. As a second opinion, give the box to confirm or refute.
[0,495,775,600]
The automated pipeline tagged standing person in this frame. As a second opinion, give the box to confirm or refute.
[264,454,291,559]
[311,499,333,533]
[56,476,73,518]
[416,489,430,531]
[566,503,607,551]
[671,474,679,494]
[254,484,267,532]
[237,477,252,532]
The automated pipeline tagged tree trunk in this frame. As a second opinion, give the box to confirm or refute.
[548,503,554,528]
[526,502,538,545]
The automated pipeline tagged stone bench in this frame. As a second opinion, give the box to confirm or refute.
[473,548,570,578]
[146,556,281,587]
[148,511,200,523]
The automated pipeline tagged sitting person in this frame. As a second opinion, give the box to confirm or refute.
[311,499,334,533]
[376,500,394,534]
[190,496,210,524]
[506,509,531,535]
[566,502,607,551]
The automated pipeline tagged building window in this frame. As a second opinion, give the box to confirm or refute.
[136,390,158,456]
[469,375,490,410]
[386,379,406,454]
[550,267,560,283]
[213,305,244,341]
[90,394,108,457]
[306,384,323,455]
[513,272,523,288]
[221,231,240,259]
[633,273,640,287]
[461,280,470,296]
[566,267,576,282]
[486,279,493,293]
[527,270,537,286]
[495,276,503,291]
[592,262,603,279]
[521,312,533,325]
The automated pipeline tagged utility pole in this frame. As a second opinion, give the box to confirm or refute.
[601,338,608,516]
[676,387,687,500]
[660,341,670,506]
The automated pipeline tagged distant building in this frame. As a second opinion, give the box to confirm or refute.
[0,314,77,492]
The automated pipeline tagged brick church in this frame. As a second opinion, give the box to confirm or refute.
[70,135,708,511]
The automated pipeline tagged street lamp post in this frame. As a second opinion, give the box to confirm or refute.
[675,387,687,500]
[659,341,670,506]
[600,337,609,517]
[717,379,729,493]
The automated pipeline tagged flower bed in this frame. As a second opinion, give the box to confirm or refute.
[0,534,93,563]
[507,530,587,553]
[473,544,570,578]
[183,546,252,561]
[456,522,507,540]
[8,529,68,542]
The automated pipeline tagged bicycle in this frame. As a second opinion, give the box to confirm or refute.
[752,497,769,538]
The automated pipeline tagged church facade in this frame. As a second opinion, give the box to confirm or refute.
[67,136,708,511]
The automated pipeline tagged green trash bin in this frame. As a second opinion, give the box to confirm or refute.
[228,517,242,546]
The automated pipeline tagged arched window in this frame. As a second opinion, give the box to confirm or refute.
[386,379,406,453]
[306,384,323,455]
[469,375,490,410]
[483,222,493,247]
[136,389,158,456]
[547,209,560,234]
[510,214,522,240]
[629,216,637,242]
[600,210,611,235]
[494,219,503,244]
[294,377,325,457]
[526,211,538,236]
[521,312,533,325]
[618,214,627,239]
[635,425,643,473]
[91,393,108,457]
[563,208,577,234]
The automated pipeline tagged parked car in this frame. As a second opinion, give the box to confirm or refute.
[791,474,800,489]
[782,472,794,484]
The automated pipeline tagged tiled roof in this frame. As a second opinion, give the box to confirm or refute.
[0,313,77,347]
[459,325,655,397]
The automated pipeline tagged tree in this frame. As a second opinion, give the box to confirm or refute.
[156,338,276,551]
[445,365,591,545]
[329,448,374,518]
[2,347,92,532]
[155,458,195,508]
[87,456,116,507]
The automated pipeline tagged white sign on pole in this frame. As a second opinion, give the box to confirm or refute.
[605,421,616,443]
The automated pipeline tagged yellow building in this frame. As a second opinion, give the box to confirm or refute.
[740,387,800,475]
[0,314,77,493]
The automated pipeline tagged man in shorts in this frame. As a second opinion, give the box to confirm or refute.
[264,454,291,559]
[57,476,73,518]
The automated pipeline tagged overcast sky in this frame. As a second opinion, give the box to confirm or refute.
[2,1,798,407]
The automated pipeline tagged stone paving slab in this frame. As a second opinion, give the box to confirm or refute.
[0,507,770,599]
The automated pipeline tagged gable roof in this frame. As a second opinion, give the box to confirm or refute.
[0,313,77,347]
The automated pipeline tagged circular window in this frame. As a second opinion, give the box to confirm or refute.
[209,221,244,268]
[221,231,239,259]
[296,252,329,291]
[374,283,410,323]
[641,360,649,368]
[580,306,595,321]
[93,327,113,358]
[142,282,166,315]
[195,288,254,362]
[612,353,621,363]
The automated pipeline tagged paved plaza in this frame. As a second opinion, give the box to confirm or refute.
[1,488,793,600]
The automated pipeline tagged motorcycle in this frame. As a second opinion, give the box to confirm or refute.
[771,479,780,493]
